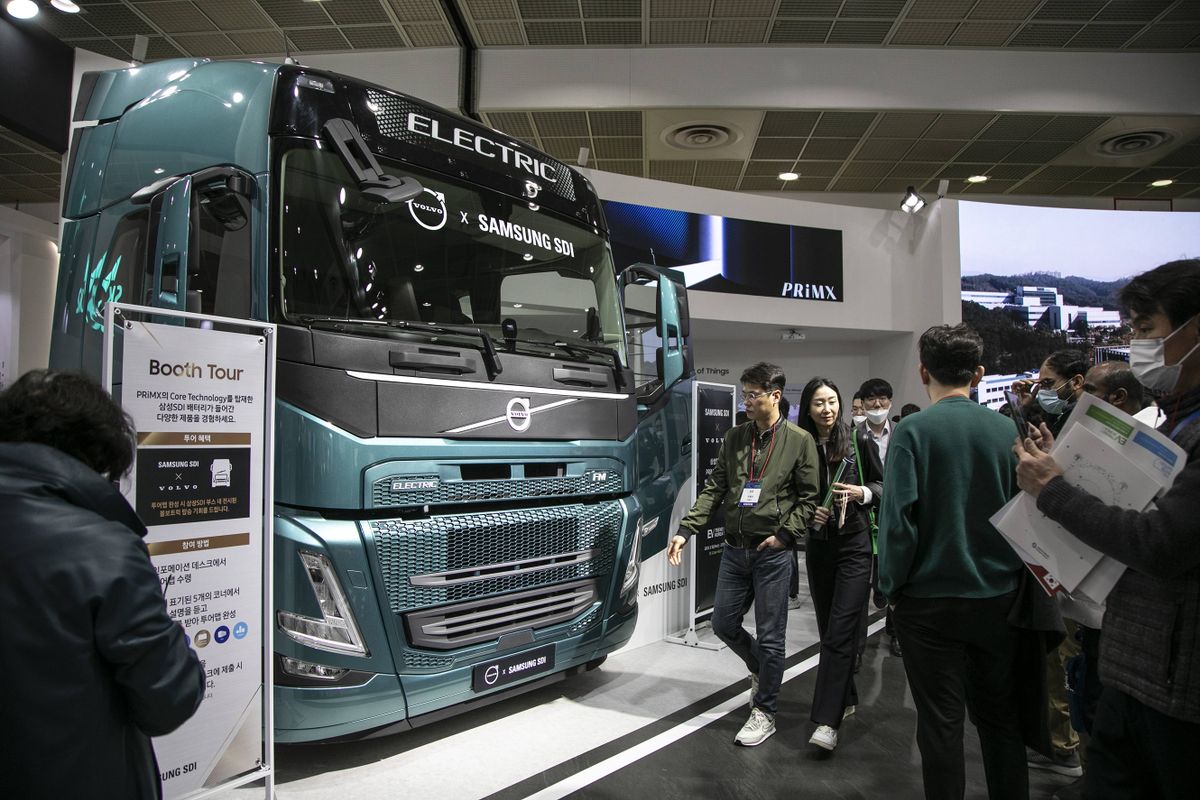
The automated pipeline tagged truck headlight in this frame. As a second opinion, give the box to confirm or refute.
[277,551,369,656]
[620,516,644,596]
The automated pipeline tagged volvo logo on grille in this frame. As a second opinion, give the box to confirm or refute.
[506,397,531,431]
[390,479,439,492]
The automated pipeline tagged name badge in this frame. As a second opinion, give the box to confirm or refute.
[739,481,762,507]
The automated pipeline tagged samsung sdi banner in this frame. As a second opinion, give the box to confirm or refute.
[108,304,274,799]
[603,199,843,302]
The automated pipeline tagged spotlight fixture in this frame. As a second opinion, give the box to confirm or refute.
[5,0,39,18]
[966,175,989,184]
[51,0,81,11]
[900,186,926,214]
[778,171,800,181]
[1150,179,1174,188]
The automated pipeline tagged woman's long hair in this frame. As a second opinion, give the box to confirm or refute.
[798,376,851,465]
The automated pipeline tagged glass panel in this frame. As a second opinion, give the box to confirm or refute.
[278,146,626,366]
[190,181,252,318]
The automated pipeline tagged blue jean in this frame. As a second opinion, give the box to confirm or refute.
[710,543,792,715]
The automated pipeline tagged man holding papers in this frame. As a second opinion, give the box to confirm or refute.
[1015,259,1200,800]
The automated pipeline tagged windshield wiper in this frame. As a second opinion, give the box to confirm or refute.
[297,316,503,380]
[507,337,626,390]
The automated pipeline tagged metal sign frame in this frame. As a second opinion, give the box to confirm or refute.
[103,301,275,800]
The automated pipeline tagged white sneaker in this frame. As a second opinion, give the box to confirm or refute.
[734,708,776,746]
[842,705,855,720]
[788,595,804,610]
[748,673,758,709]
[809,724,838,751]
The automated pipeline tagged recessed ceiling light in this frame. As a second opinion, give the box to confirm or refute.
[51,0,81,12]
[6,0,39,19]
[966,175,989,184]
[778,172,800,181]
[1150,179,1174,188]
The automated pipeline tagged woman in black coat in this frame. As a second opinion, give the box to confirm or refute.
[0,371,205,800]
[798,376,884,752]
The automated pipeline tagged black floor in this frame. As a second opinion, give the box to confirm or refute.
[488,627,1076,800]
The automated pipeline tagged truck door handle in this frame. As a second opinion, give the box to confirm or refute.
[390,349,476,374]
[553,367,607,387]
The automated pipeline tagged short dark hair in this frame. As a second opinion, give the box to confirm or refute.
[919,324,983,387]
[1043,350,1089,381]
[1120,259,1200,329]
[777,396,791,419]
[858,378,893,401]
[1088,362,1146,408]
[851,392,862,402]
[900,403,921,417]
[0,370,136,481]
[740,362,786,392]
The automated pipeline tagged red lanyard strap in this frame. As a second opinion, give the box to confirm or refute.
[749,424,779,482]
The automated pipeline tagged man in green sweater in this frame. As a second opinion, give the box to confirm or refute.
[669,362,819,747]
[877,324,1028,800]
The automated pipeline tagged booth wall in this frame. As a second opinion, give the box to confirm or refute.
[584,170,960,415]
[0,205,59,388]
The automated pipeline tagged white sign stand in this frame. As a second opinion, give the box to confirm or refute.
[104,303,274,800]
[666,380,735,650]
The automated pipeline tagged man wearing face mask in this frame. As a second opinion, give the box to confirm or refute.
[859,379,894,462]
[1021,351,1088,437]
[851,393,867,429]
[1015,259,1200,800]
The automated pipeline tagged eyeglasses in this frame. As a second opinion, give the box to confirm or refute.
[743,389,775,402]
[1035,378,1068,391]
[862,397,890,409]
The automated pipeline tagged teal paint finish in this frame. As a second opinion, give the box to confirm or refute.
[275,674,408,744]
[63,122,117,219]
[275,401,638,510]
[633,381,694,559]
[251,172,271,322]
[99,61,277,208]
[80,58,209,122]
[151,176,191,312]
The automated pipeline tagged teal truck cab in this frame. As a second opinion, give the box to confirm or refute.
[50,59,693,742]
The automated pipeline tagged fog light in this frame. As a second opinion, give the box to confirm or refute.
[280,655,349,682]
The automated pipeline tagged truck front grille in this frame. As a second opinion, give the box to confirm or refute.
[405,579,598,649]
[370,470,623,509]
[370,502,622,613]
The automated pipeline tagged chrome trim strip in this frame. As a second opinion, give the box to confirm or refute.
[443,397,578,434]
[345,370,629,400]
[409,548,597,587]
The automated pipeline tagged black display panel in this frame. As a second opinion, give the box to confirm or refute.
[0,14,74,153]
[603,199,844,303]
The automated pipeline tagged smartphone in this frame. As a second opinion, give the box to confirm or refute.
[1004,389,1030,440]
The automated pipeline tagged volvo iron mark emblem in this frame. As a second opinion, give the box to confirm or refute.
[506,397,531,431]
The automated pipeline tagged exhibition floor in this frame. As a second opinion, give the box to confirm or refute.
[218,562,1073,800]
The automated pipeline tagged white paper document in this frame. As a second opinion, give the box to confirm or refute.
[991,394,1187,606]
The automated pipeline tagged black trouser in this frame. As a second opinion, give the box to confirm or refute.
[1084,686,1200,799]
[893,593,1027,800]
[805,526,872,728]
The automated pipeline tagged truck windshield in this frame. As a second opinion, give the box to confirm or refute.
[278,145,626,365]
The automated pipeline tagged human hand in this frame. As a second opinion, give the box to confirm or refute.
[1013,435,1064,498]
[831,482,865,503]
[1011,377,1034,399]
[756,535,787,551]
[1029,421,1055,453]
[667,535,688,566]
[812,506,831,527]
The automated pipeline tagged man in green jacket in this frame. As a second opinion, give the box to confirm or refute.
[668,362,819,747]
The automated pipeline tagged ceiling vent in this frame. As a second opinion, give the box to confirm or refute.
[1092,129,1175,158]
[662,122,742,151]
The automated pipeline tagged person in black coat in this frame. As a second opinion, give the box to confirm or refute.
[797,376,884,752]
[0,370,205,800]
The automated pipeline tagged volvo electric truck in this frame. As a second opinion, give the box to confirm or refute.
[50,59,694,742]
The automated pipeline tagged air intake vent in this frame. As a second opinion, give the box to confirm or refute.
[662,122,742,151]
[1093,130,1175,158]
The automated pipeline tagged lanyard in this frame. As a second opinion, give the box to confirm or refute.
[1169,408,1200,442]
[748,423,779,482]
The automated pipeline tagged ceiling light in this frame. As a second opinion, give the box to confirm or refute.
[1150,179,1174,188]
[778,171,800,181]
[900,186,926,214]
[966,175,989,184]
[51,0,80,11]
[6,0,39,19]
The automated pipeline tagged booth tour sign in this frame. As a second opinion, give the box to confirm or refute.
[110,305,274,800]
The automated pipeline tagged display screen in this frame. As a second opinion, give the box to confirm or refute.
[602,199,843,303]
